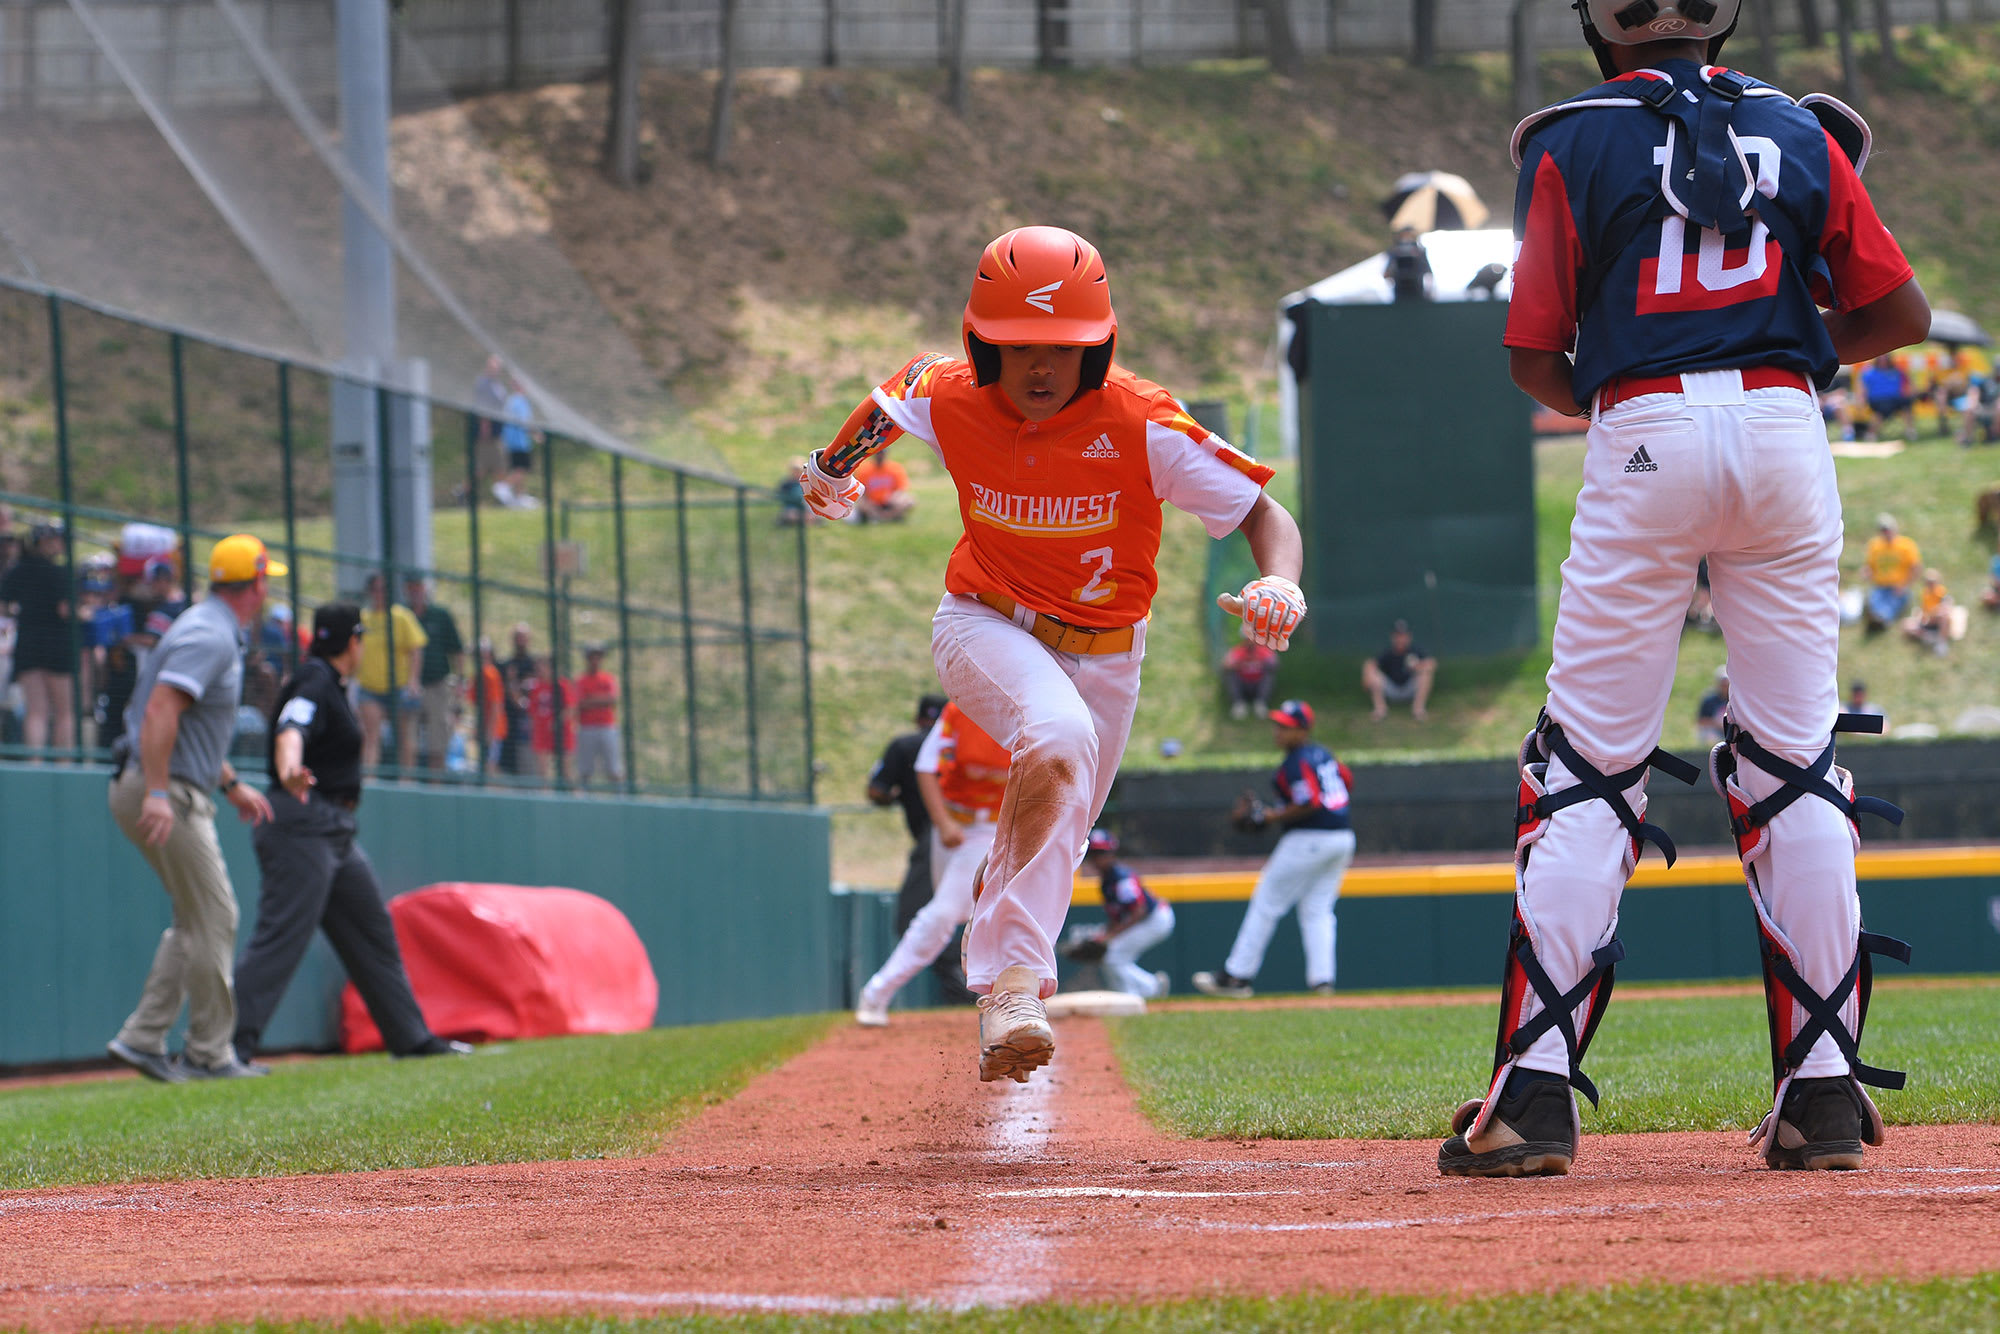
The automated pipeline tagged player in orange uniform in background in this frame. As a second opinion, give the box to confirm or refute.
[855,701,1010,1026]
[802,226,1305,1082]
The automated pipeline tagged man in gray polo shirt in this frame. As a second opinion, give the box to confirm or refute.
[106,534,280,1082]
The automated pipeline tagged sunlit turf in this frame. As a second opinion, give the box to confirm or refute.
[0,1014,832,1189]
[1108,980,2000,1140]
[152,1274,2000,1333]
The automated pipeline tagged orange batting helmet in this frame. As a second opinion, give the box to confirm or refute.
[961,226,1117,391]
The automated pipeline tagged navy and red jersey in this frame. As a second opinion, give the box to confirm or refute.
[1098,861,1163,931]
[1274,742,1352,832]
[1506,61,1912,401]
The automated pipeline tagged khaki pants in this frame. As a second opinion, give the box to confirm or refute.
[109,766,240,1067]
[420,679,458,766]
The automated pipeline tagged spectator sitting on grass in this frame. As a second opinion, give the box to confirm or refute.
[1844,679,1886,731]
[777,457,809,526]
[1902,568,1953,655]
[1861,513,1921,634]
[1959,375,1998,446]
[1362,619,1434,722]
[853,450,915,524]
[1982,540,2000,612]
[1222,638,1278,720]
[1860,356,1914,440]
[1696,664,1729,746]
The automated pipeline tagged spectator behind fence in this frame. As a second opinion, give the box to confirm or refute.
[1844,679,1886,731]
[469,636,509,770]
[1696,663,1729,745]
[0,522,77,757]
[777,456,809,526]
[231,603,472,1065]
[498,624,536,775]
[1385,226,1434,303]
[574,644,624,788]
[1362,619,1435,721]
[1860,513,1921,633]
[405,577,463,772]
[492,375,541,511]
[357,574,426,773]
[853,450,915,523]
[1859,356,1914,440]
[1222,638,1279,720]
[528,658,577,781]
[104,534,281,1083]
[1902,567,1953,655]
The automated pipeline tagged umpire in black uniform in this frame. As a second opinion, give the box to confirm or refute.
[866,693,972,1004]
[232,604,470,1060]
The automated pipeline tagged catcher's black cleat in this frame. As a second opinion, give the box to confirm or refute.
[1439,1071,1576,1178]
[1190,970,1253,999]
[1761,1076,1867,1171]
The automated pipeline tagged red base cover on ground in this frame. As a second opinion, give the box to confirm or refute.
[341,883,659,1053]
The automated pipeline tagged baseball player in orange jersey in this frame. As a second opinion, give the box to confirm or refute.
[855,702,1010,1026]
[802,226,1306,1082]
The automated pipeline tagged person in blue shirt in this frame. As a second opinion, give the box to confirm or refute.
[1079,829,1174,998]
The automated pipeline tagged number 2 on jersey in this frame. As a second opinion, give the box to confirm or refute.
[1074,546,1116,604]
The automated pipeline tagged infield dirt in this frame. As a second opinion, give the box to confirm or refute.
[4,1010,1999,1328]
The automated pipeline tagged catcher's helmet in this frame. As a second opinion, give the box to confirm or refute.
[1087,827,1120,854]
[1574,0,1741,79]
[962,226,1117,391]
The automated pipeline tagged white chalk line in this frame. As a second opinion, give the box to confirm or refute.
[2,1282,901,1315]
[987,1186,1295,1199]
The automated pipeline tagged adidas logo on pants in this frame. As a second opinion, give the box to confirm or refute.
[1624,445,1659,473]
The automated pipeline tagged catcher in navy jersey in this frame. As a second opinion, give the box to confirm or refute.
[1439,0,1930,1179]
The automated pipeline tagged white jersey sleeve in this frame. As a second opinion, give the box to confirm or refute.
[1146,420,1269,539]
[913,717,948,775]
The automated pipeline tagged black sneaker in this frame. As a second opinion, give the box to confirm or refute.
[1762,1076,1867,1171]
[1191,970,1254,999]
[107,1038,186,1084]
[396,1036,475,1058]
[1438,1072,1576,1177]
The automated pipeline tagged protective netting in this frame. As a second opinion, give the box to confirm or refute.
[0,0,721,477]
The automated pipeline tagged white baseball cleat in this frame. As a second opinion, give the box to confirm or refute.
[977,964,1053,1084]
[854,980,890,1028]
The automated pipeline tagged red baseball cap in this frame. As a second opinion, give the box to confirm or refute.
[1087,828,1119,853]
[1269,699,1314,729]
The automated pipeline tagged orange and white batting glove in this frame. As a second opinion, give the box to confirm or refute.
[1219,575,1307,651]
[800,450,863,522]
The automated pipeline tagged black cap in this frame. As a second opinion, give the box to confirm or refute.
[311,603,365,658]
[917,693,948,726]
[1391,618,1410,634]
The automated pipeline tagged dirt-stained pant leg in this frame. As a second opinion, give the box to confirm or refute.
[932,593,1144,994]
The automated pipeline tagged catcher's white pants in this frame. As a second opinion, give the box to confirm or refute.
[1225,827,1354,988]
[1518,373,1857,1080]
[932,592,1145,995]
[861,819,998,1008]
[1102,903,1175,997]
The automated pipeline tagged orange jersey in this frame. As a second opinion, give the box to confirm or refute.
[916,702,1011,818]
[854,456,910,504]
[838,355,1275,629]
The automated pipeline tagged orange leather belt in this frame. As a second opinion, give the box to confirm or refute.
[1597,366,1812,413]
[974,592,1137,656]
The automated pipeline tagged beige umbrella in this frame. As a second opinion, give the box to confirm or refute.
[1382,171,1491,233]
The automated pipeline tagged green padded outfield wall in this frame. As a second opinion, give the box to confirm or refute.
[0,764,832,1066]
[1295,299,1538,655]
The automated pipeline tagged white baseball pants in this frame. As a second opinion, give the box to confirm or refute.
[1517,371,1857,1080]
[931,592,1145,995]
[1225,827,1355,988]
[860,819,998,1008]
[1102,903,1176,997]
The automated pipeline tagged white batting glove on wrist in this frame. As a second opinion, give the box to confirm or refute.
[800,450,863,522]
[1217,575,1307,651]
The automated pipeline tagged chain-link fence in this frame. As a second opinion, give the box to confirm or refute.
[0,279,813,801]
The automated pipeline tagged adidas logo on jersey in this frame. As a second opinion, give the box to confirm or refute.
[1624,445,1659,474]
[1081,433,1120,459]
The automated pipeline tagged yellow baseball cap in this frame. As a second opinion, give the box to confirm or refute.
[207,534,288,583]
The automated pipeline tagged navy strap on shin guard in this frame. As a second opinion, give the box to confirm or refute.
[1759,928,1911,1090]
[1528,712,1701,866]
[1495,912,1624,1108]
[1725,715,1904,841]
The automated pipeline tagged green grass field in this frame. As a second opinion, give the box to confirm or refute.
[125,1276,2000,1333]
[0,1014,830,1189]
[1110,981,2000,1141]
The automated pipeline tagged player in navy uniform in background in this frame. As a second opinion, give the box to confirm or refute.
[1439,0,1930,1179]
[1194,699,1355,999]
[1078,829,1174,998]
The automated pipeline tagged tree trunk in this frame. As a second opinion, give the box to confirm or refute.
[1934,0,1950,27]
[947,0,970,114]
[708,0,741,167]
[1751,0,1778,78]
[1412,0,1437,65]
[1130,0,1143,66]
[1265,0,1302,75]
[602,0,642,186]
[1871,0,1900,68]
[1834,0,1861,102]
[506,0,525,87]
[1797,0,1824,47]
[1037,0,1068,67]
[1509,0,1539,117]
[823,0,837,66]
